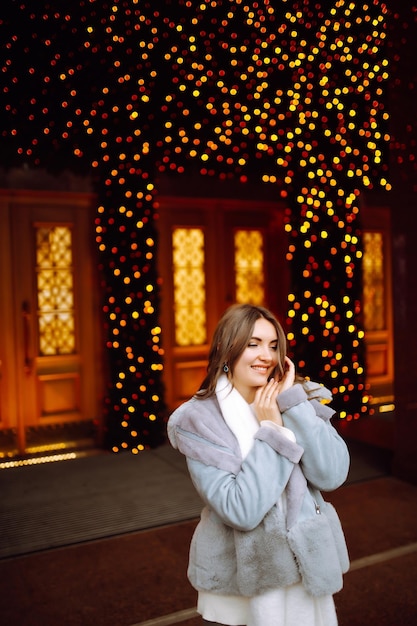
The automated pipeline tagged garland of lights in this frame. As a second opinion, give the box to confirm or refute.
[1,0,392,450]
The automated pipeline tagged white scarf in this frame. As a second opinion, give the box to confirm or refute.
[215,375,259,459]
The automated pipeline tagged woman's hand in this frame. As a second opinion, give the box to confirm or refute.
[254,378,282,425]
[277,356,295,393]
[253,357,295,426]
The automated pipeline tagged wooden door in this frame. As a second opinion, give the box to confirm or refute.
[0,190,102,456]
[362,205,394,406]
[157,195,288,410]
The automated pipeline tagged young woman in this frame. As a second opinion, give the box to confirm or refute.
[168,304,350,626]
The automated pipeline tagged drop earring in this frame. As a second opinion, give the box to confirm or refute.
[223,363,229,373]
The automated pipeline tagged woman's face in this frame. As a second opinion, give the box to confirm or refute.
[231,317,279,403]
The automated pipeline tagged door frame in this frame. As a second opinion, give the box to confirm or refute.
[0,188,103,454]
[156,194,288,410]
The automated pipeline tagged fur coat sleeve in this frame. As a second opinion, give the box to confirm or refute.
[278,382,350,491]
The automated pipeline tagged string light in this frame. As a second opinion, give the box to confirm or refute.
[0,1,394,444]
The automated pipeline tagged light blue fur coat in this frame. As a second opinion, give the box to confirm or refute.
[167,381,350,598]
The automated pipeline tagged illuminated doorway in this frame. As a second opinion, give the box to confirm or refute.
[157,195,289,409]
[157,196,394,416]
[361,205,394,411]
[0,190,103,457]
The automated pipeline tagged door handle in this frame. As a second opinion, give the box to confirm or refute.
[22,300,32,375]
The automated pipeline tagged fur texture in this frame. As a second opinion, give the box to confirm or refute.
[168,382,350,599]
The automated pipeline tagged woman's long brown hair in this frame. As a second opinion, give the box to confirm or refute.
[196,303,287,399]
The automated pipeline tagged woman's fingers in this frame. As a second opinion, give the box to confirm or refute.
[278,356,295,391]
[258,378,279,402]
[254,380,282,424]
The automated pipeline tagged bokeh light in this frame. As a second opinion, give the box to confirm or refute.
[0,1,397,446]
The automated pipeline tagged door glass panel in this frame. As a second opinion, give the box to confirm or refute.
[36,225,76,355]
[172,227,207,346]
[363,231,385,331]
[234,229,265,305]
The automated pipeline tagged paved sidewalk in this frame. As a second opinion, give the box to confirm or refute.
[1,475,416,625]
[0,437,391,559]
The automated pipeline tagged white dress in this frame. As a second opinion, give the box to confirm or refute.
[197,378,338,626]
